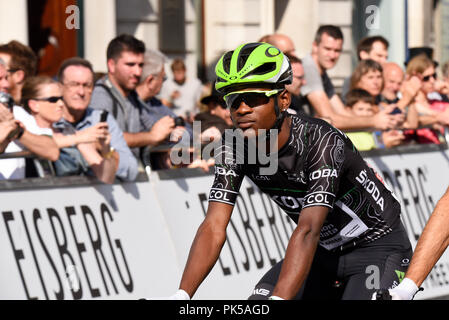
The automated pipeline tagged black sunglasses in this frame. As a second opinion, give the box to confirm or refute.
[33,96,64,103]
[422,73,437,82]
[225,89,282,110]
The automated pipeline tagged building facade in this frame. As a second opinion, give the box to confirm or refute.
[0,0,446,87]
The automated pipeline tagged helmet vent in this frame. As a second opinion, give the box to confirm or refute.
[241,62,276,79]
[237,43,260,72]
[222,51,234,74]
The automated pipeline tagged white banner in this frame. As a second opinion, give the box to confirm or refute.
[365,149,449,300]
[1,146,449,300]
[0,181,180,300]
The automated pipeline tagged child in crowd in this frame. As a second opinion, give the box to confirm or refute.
[344,89,378,151]
[345,89,406,150]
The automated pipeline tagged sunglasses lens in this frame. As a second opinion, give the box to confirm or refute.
[49,97,61,103]
[226,92,270,109]
[423,73,437,82]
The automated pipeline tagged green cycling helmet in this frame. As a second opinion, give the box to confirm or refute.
[215,42,292,94]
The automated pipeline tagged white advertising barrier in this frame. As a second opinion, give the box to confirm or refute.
[1,145,449,300]
[365,148,449,300]
[151,172,296,300]
[152,146,449,300]
[0,180,180,300]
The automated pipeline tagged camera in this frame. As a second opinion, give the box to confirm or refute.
[0,92,15,110]
[173,116,185,127]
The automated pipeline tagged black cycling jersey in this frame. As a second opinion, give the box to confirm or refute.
[209,113,402,252]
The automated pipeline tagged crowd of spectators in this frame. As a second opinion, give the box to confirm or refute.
[2,26,449,183]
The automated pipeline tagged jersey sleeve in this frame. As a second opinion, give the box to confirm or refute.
[208,142,245,206]
[303,129,346,209]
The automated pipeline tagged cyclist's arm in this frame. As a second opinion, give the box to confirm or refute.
[405,186,449,287]
[271,205,328,299]
[179,201,234,298]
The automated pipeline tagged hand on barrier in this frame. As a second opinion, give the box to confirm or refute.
[371,278,420,300]
[148,289,191,300]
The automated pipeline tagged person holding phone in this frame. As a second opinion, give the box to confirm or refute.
[52,57,138,183]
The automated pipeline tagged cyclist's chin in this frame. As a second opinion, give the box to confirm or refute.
[237,127,263,139]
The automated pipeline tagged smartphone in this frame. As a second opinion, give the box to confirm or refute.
[390,107,402,115]
[100,110,108,122]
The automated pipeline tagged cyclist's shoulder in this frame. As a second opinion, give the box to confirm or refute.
[290,113,346,143]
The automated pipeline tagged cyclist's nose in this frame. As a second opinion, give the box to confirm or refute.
[234,101,252,114]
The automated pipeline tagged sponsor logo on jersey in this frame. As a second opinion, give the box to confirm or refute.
[356,169,385,211]
[309,168,338,180]
[209,188,237,203]
[215,166,237,177]
[304,192,333,206]
[395,270,405,283]
[253,288,270,296]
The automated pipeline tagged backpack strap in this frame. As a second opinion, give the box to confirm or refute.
[94,83,118,119]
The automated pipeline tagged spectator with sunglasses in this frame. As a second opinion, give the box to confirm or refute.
[160,42,412,301]
[0,76,60,180]
[406,54,449,144]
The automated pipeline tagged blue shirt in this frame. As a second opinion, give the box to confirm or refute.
[53,108,139,181]
[139,97,194,142]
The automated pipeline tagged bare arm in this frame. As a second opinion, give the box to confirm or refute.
[271,206,328,299]
[418,106,449,127]
[329,94,349,115]
[18,130,59,161]
[123,116,175,148]
[179,201,234,298]
[76,126,119,184]
[403,104,419,129]
[307,91,401,131]
[406,187,449,287]
[0,119,19,153]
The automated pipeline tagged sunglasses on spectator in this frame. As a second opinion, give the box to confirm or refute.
[7,68,20,74]
[32,96,64,103]
[224,89,283,110]
[422,73,437,82]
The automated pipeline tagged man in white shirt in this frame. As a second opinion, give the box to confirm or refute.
[159,58,203,119]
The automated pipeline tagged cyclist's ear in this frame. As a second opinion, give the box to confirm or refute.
[278,89,291,111]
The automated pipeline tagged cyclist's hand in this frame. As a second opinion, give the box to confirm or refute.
[149,289,190,300]
[372,278,419,300]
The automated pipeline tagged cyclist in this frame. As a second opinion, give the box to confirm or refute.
[373,186,449,300]
[166,42,412,300]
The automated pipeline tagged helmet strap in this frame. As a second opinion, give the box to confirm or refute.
[265,96,286,140]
